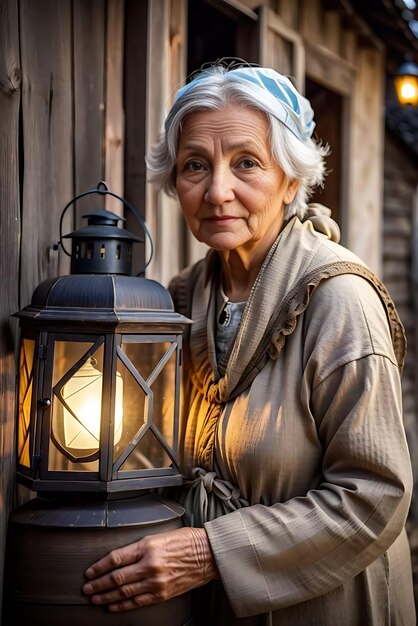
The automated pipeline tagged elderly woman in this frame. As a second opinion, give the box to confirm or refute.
[83,64,415,625]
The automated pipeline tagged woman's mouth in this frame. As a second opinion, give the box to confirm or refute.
[203,216,240,224]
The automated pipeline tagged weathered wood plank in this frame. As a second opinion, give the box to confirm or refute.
[124,0,148,273]
[340,28,356,65]
[383,133,418,507]
[0,0,21,615]
[384,238,411,259]
[238,0,269,8]
[277,0,299,29]
[324,11,340,55]
[146,0,187,285]
[383,216,413,237]
[73,0,106,222]
[168,0,206,270]
[105,0,124,215]
[305,41,355,96]
[19,0,73,304]
[299,0,322,45]
[259,7,305,91]
[383,259,412,280]
[345,47,384,274]
[146,0,170,283]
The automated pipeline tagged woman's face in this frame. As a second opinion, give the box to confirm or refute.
[175,105,298,258]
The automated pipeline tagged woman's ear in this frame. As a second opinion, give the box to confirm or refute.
[284,179,299,205]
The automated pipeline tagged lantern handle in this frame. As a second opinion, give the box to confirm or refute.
[58,181,154,275]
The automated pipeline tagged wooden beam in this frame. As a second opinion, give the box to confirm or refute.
[321,0,346,12]
[0,0,21,614]
[19,0,73,305]
[146,0,189,284]
[305,41,355,96]
[300,0,323,45]
[220,0,266,11]
[277,0,299,29]
[340,0,384,51]
[259,7,305,92]
[73,0,106,222]
[324,10,341,54]
[124,0,148,272]
[216,0,258,20]
[345,47,385,274]
[105,0,125,215]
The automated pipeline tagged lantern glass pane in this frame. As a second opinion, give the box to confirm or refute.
[114,341,177,471]
[119,429,173,471]
[18,338,35,468]
[49,341,105,471]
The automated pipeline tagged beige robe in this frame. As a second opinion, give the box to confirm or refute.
[169,215,415,625]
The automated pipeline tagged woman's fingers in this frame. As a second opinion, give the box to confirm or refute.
[83,527,218,612]
[84,540,144,581]
[107,593,161,613]
[83,560,147,596]
[89,578,150,605]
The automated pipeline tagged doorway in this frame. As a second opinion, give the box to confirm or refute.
[187,0,258,76]
[305,78,343,227]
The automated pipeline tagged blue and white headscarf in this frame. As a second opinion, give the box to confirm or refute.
[175,66,315,143]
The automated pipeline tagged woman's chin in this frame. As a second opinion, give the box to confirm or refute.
[197,233,247,252]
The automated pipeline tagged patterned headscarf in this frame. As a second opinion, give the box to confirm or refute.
[175,66,315,143]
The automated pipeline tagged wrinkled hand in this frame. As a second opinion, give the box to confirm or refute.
[82,527,219,612]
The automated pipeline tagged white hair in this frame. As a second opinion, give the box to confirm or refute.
[146,67,329,220]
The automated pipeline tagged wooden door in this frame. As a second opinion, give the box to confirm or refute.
[258,6,305,93]
[187,0,258,74]
[143,0,188,285]
[305,79,343,226]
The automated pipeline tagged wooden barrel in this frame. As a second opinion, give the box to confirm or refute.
[3,494,194,626]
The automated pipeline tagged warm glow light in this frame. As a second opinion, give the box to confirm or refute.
[401,81,417,100]
[394,62,418,106]
[62,359,123,450]
[395,76,418,105]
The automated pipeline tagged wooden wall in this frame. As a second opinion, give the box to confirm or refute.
[271,0,385,274]
[18,0,124,308]
[145,0,188,284]
[383,130,418,598]
[0,1,124,619]
[0,0,21,617]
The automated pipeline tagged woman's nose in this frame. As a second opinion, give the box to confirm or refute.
[204,167,235,205]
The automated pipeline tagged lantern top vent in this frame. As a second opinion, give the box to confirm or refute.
[64,209,141,275]
[58,182,154,276]
[14,183,190,330]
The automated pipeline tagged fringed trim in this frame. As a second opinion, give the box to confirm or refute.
[229,261,406,401]
[269,262,405,368]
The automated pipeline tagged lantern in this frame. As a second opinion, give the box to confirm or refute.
[394,60,418,106]
[4,183,193,626]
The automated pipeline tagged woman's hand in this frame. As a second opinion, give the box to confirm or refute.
[82,527,219,612]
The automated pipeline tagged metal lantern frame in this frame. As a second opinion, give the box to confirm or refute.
[14,183,191,496]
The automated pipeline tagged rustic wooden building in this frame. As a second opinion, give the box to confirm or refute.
[1,0,418,618]
[383,88,418,580]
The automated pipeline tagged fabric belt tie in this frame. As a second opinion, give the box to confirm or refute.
[179,467,249,528]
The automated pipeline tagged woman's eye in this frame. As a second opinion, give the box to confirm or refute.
[185,161,204,172]
[239,159,257,169]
